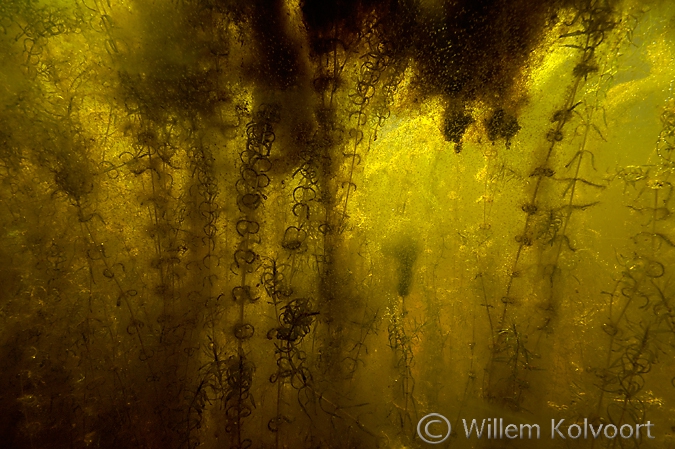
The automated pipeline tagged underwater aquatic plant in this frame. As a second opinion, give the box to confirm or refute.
[482,0,631,413]
[585,96,675,449]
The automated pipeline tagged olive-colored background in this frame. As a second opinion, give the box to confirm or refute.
[1,0,674,448]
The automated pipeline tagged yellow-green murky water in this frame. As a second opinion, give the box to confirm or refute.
[1,0,675,448]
